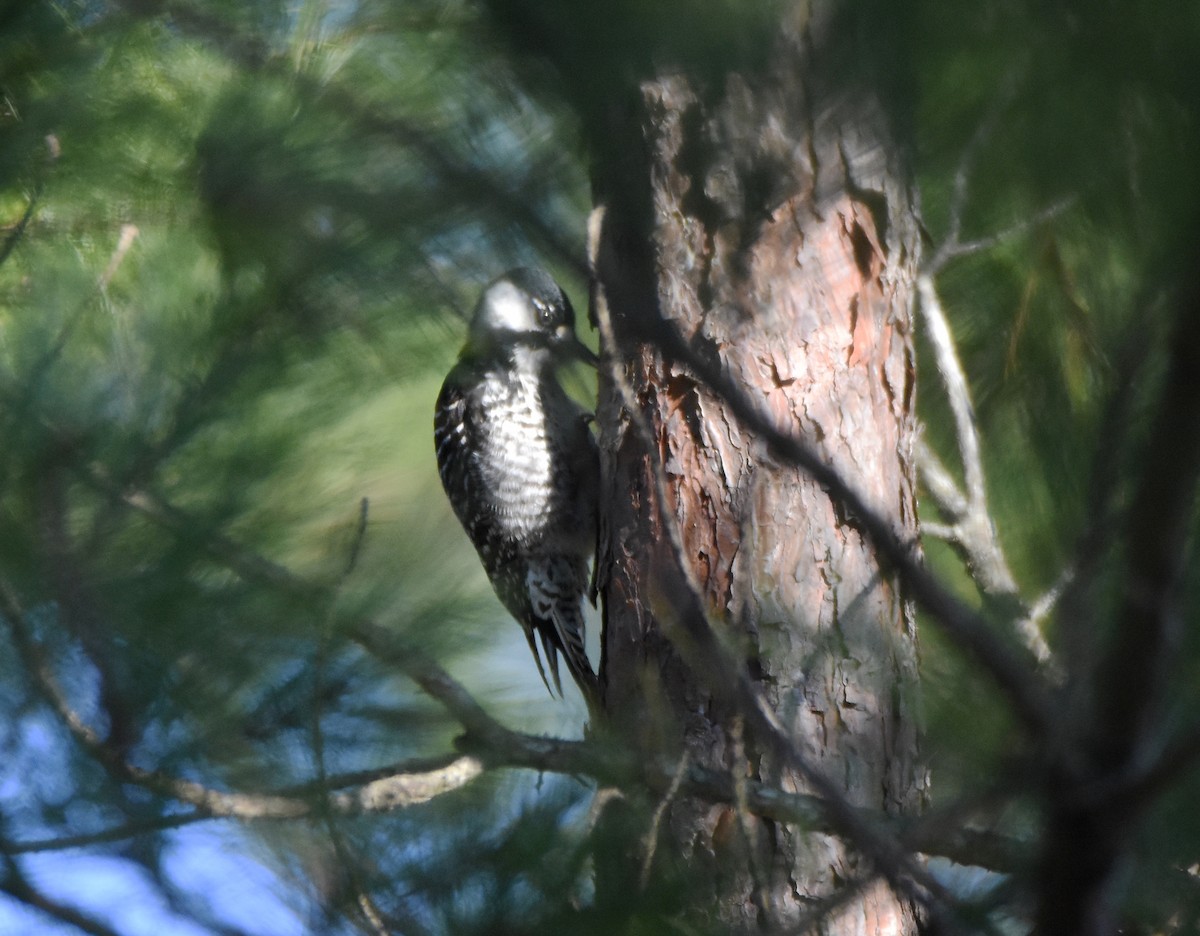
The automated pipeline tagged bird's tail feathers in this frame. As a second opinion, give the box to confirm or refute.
[548,603,602,716]
[526,560,602,716]
[538,628,565,697]
[523,626,560,699]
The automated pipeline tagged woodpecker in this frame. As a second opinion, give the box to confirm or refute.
[434,268,600,709]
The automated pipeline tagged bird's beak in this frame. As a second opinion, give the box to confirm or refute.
[555,326,599,366]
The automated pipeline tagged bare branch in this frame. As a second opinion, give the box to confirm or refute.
[1022,574,1069,631]
[1016,568,1071,672]
[3,576,1027,878]
[334,757,485,813]
[938,100,1008,266]
[917,275,990,516]
[916,101,1075,668]
[917,521,959,543]
[918,224,1068,664]
[930,199,1074,273]
[6,753,481,856]
[0,580,107,752]
[925,81,1071,277]
[916,438,970,520]
[915,276,1027,612]
[5,713,1024,876]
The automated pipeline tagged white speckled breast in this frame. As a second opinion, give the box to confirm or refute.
[477,366,558,540]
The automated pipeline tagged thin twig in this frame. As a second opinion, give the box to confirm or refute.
[928,200,1074,276]
[7,813,207,855]
[312,497,389,936]
[918,521,959,542]
[1017,567,1071,669]
[925,79,1065,277]
[0,867,125,936]
[0,134,59,270]
[729,716,771,927]
[0,195,39,271]
[937,101,1008,268]
[639,751,691,890]
[937,200,1075,272]
[98,223,139,290]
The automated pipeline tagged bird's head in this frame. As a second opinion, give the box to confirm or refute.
[466,268,597,365]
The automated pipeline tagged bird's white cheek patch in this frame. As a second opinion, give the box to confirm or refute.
[484,281,533,332]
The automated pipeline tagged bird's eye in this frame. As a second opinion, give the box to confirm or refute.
[535,302,556,327]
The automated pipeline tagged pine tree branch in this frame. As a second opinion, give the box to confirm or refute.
[5,753,477,856]
[2,439,1026,879]
[2,549,1027,877]
[2,590,1028,876]
[1,577,486,820]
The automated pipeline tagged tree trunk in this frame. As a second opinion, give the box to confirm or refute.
[592,4,926,930]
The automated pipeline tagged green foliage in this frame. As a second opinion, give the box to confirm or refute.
[0,2,595,932]
[0,0,1198,934]
[913,4,1200,931]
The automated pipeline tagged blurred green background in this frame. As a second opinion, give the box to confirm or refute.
[1,1,1198,933]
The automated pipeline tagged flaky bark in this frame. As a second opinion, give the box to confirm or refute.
[592,5,925,930]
